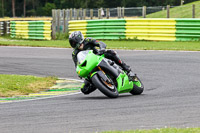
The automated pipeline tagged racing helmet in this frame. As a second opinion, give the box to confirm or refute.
[69,31,84,48]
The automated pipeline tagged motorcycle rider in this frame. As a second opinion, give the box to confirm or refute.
[69,31,131,95]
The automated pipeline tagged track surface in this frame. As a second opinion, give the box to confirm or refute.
[0,46,200,133]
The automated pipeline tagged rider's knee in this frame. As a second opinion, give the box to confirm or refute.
[107,50,116,55]
[81,80,96,95]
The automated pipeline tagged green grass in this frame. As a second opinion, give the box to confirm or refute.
[102,128,200,133]
[0,37,68,47]
[1,37,200,51]
[146,1,200,18]
[105,40,200,51]
[0,74,57,97]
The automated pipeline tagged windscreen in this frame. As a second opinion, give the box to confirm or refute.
[77,50,90,64]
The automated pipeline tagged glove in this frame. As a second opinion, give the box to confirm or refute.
[98,49,106,55]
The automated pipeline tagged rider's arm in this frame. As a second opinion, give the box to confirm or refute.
[94,40,106,50]
[72,50,78,67]
[85,37,107,50]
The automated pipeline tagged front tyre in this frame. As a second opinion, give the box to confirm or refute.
[130,76,144,95]
[91,74,118,98]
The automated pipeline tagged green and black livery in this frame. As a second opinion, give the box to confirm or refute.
[76,50,144,98]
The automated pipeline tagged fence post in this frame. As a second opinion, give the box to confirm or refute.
[83,9,86,20]
[119,7,122,18]
[57,9,61,32]
[76,9,80,20]
[90,9,93,19]
[79,8,82,20]
[122,7,125,18]
[63,9,66,33]
[66,9,69,33]
[74,8,77,20]
[142,6,146,18]
[117,7,118,18]
[117,7,122,18]
[98,8,101,19]
[52,9,56,39]
[192,4,195,18]
[167,5,170,18]
[117,7,120,18]
[181,0,184,6]
[61,9,65,33]
[70,8,73,20]
[106,8,109,19]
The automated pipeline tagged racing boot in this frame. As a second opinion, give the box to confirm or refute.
[121,61,131,74]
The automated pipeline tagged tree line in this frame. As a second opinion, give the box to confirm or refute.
[0,0,198,17]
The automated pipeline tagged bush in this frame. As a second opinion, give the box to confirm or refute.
[56,32,69,40]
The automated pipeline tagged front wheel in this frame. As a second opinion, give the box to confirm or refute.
[91,74,118,98]
[130,76,144,95]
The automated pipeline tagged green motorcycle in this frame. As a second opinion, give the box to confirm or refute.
[76,50,144,98]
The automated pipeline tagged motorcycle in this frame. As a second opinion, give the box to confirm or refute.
[76,50,144,98]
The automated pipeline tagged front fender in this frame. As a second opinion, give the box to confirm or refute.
[90,70,107,82]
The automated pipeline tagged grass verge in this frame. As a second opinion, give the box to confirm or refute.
[102,128,200,133]
[0,74,57,97]
[1,37,200,51]
[146,1,200,18]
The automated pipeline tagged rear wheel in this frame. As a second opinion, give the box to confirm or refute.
[91,74,118,98]
[130,76,144,95]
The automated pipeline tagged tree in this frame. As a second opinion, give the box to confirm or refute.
[12,0,15,17]
[42,2,56,16]
[1,0,4,17]
[24,0,26,17]
[1,0,200,17]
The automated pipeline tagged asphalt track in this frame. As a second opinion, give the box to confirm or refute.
[0,46,200,133]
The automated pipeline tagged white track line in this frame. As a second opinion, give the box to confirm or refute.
[0,92,81,104]
[1,46,200,53]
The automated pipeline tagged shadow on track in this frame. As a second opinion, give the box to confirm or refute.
[76,93,146,100]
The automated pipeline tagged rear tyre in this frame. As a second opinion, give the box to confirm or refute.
[91,74,118,98]
[130,76,144,95]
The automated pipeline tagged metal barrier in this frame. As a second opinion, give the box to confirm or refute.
[68,18,200,41]
[0,22,3,35]
[0,21,10,36]
[125,19,176,41]
[176,19,200,41]
[69,19,126,39]
[10,21,52,40]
